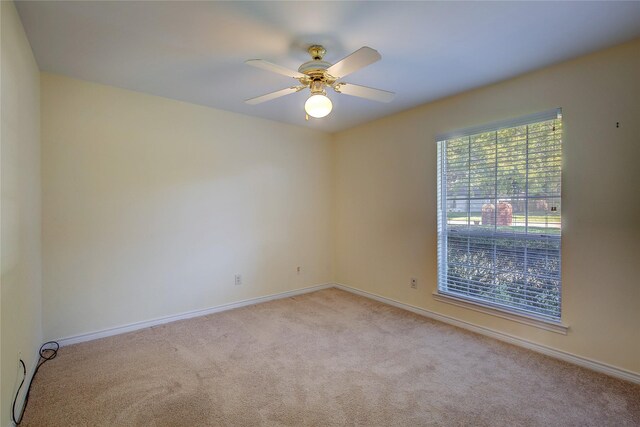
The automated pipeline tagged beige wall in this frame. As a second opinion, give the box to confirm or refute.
[334,38,640,374]
[1,1,43,425]
[41,73,333,341]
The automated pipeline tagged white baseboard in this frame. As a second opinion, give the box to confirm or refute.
[333,283,640,385]
[56,283,333,347]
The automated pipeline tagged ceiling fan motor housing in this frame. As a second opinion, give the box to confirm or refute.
[296,45,338,93]
[298,60,331,75]
[298,61,336,92]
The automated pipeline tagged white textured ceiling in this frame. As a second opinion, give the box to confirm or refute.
[15,1,640,133]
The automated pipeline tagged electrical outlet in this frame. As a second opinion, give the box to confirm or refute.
[234,274,242,286]
[296,266,301,274]
[17,351,22,362]
[411,278,418,289]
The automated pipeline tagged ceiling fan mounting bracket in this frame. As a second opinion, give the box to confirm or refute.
[308,45,326,61]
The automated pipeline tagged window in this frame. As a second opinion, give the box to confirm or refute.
[437,109,562,321]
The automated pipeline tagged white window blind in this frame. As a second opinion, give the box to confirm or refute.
[437,109,562,320]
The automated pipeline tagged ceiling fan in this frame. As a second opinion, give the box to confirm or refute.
[245,45,394,119]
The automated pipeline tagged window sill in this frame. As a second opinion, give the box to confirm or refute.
[432,292,569,335]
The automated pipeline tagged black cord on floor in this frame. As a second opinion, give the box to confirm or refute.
[11,341,59,425]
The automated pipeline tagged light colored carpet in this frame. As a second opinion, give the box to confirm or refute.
[23,288,640,426]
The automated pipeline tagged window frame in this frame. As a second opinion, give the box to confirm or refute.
[435,109,565,329]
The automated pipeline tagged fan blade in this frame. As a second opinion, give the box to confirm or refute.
[333,83,394,103]
[245,59,304,79]
[326,47,381,78]
[245,86,304,105]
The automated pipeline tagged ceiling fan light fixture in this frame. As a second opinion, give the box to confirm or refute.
[304,94,333,118]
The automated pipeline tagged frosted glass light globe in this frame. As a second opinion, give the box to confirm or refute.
[304,94,333,118]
